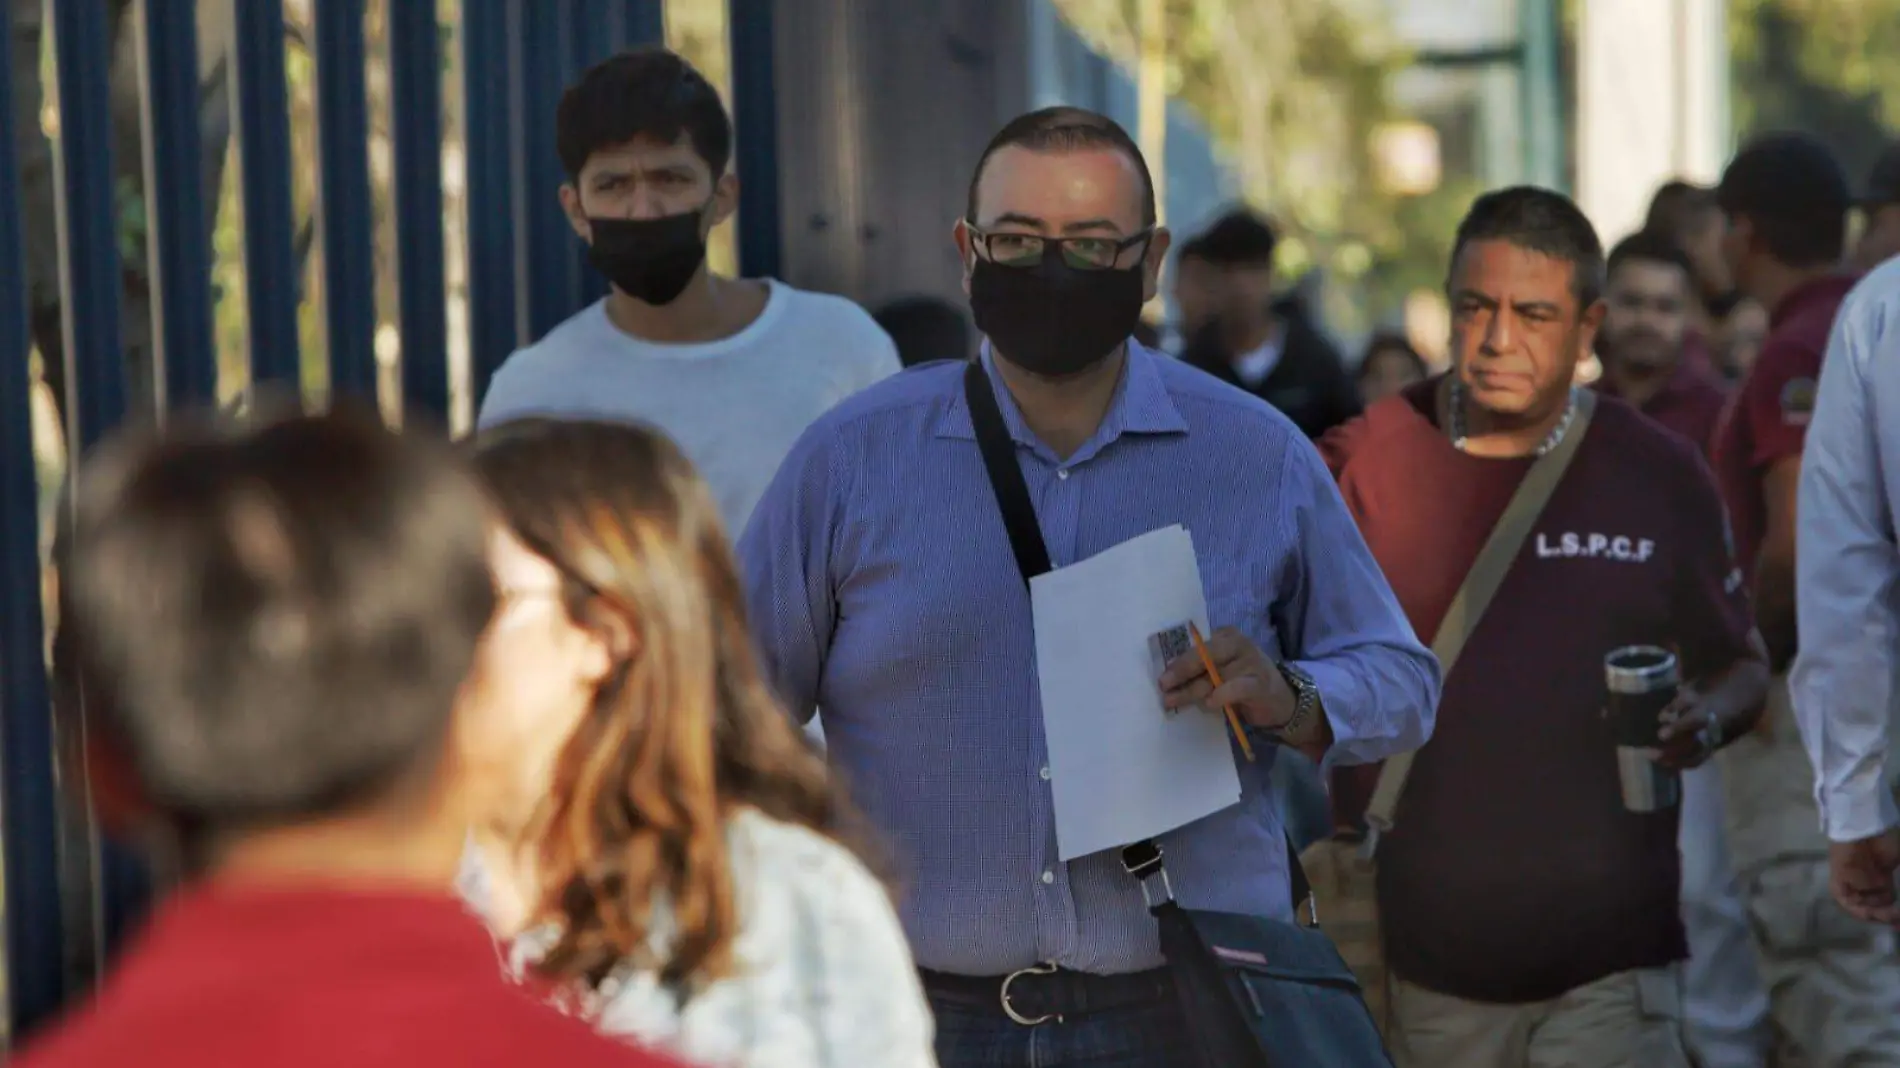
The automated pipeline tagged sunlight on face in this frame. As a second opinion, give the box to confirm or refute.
[1447,240,1599,417]
[456,527,607,841]
[959,144,1168,303]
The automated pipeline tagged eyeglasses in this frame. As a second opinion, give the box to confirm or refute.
[966,223,1155,271]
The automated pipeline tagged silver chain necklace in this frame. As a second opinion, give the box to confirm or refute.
[1448,381,1580,457]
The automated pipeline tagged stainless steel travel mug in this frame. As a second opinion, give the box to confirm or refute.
[1605,645,1681,813]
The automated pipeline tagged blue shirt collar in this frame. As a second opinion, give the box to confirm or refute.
[935,340,1189,461]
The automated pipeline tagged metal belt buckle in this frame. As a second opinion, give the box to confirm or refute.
[1000,961,1062,1026]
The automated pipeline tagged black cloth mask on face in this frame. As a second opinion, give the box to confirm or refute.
[585,208,709,306]
[969,253,1146,378]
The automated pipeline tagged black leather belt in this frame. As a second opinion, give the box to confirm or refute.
[919,963,1175,1026]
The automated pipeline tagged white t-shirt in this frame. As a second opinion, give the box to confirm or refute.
[476,280,901,534]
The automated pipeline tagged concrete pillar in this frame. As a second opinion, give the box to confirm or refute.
[1576,0,1730,242]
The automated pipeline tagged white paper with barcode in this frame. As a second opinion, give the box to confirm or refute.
[1030,524,1244,861]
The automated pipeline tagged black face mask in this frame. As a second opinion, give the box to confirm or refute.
[969,255,1146,378]
[586,210,708,306]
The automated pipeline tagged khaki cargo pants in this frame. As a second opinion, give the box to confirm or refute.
[1721,678,1900,1067]
[1388,966,1691,1068]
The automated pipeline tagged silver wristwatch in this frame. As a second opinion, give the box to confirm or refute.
[1276,661,1321,735]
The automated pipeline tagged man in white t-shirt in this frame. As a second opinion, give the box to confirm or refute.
[477,47,900,533]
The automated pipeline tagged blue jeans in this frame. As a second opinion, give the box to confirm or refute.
[930,995,1200,1068]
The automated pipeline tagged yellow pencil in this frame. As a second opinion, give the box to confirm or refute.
[1188,621,1256,763]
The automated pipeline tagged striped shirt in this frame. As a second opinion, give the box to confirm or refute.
[738,341,1439,976]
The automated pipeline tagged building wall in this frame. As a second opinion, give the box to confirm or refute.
[765,0,1234,310]
[1575,0,1729,242]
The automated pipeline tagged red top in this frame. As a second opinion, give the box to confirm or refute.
[1712,274,1859,577]
[1595,360,1730,460]
[13,883,682,1068]
[1322,379,1751,1002]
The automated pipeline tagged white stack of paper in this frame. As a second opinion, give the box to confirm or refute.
[1031,524,1244,861]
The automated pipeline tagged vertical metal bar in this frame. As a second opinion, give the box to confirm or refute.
[53,0,128,445]
[313,0,378,403]
[571,0,614,66]
[622,0,663,47]
[463,0,520,405]
[389,0,448,419]
[232,0,302,389]
[517,0,581,340]
[64,0,149,995]
[136,0,216,411]
[1520,0,1565,191]
[570,0,613,308]
[0,0,63,1038]
[730,0,782,279]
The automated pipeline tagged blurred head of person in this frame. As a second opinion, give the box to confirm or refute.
[872,294,974,367]
[1444,186,1605,436]
[461,418,852,992]
[1357,332,1428,406]
[1713,297,1771,381]
[1598,229,1695,379]
[1186,209,1280,350]
[955,107,1168,382]
[557,47,737,308]
[1645,179,1732,306]
[1171,241,1222,340]
[1717,132,1851,310]
[1852,141,1900,270]
[50,407,496,885]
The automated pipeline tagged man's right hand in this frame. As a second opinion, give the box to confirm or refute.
[1830,829,1900,925]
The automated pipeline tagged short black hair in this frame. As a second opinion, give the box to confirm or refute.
[1606,229,1695,282]
[55,407,496,827]
[1449,185,1605,309]
[557,47,732,181]
[1180,209,1277,267]
[872,294,973,367]
[967,107,1156,227]
[1644,180,1718,237]
[1717,132,1850,268]
[1863,140,1900,208]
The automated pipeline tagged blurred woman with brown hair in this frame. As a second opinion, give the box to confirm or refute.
[457,417,935,1068]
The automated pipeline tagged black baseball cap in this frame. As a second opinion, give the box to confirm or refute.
[1863,142,1900,208]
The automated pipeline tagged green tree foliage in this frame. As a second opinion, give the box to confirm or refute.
[1730,0,1900,183]
[1053,0,1463,333]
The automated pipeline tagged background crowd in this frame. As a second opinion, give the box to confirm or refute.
[9,14,1900,1068]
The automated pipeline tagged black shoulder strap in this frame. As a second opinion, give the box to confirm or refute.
[961,360,1317,924]
[965,360,1052,586]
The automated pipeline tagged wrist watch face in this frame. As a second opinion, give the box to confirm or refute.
[1280,662,1317,715]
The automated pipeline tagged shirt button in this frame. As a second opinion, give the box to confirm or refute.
[1041,870,1055,885]
[1057,468,1070,480]
[1040,765,1052,781]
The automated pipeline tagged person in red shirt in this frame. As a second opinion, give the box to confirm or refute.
[1325,186,1768,1067]
[20,409,679,1068]
[1594,230,1730,456]
[1709,132,1900,1067]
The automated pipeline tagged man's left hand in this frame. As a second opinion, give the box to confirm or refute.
[1654,689,1720,769]
[1158,626,1292,730]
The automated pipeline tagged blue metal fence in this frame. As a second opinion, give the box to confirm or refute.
[0,0,59,1039]
[0,0,682,1041]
